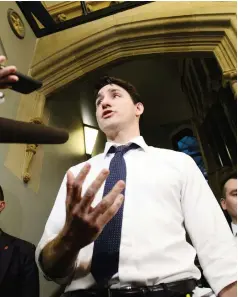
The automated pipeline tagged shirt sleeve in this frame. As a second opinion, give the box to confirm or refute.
[181,154,237,295]
[35,171,76,284]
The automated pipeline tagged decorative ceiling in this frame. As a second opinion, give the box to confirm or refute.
[16,1,150,38]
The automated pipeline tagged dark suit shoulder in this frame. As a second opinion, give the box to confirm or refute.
[14,238,35,251]
[2,232,35,253]
[0,232,40,297]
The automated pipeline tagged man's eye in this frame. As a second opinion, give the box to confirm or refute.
[113,93,120,98]
[96,99,102,106]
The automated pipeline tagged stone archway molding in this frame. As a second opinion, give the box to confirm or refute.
[30,1,236,97]
[5,1,236,191]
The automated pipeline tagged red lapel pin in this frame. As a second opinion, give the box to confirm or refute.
[4,245,8,250]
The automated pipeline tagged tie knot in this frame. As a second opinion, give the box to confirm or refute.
[115,145,127,153]
[109,143,138,155]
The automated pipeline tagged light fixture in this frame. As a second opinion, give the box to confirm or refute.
[83,125,98,156]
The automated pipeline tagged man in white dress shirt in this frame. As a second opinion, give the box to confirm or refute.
[35,76,237,297]
[220,171,237,236]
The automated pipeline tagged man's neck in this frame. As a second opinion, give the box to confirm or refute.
[231,218,237,225]
[106,126,140,144]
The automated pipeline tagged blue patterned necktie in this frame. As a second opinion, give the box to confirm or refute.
[91,143,137,286]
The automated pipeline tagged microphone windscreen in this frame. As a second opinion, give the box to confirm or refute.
[0,117,69,144]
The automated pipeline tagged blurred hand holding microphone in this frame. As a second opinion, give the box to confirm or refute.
[0,55,69,145]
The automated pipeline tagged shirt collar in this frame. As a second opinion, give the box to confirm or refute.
[103,136,148,157]
[231,222,237,236]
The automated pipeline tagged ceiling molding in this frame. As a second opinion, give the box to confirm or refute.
[43,1,83,16]
[30,2,236,97]
[43,1,113,17]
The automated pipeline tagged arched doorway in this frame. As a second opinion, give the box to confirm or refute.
[5,1,236,195]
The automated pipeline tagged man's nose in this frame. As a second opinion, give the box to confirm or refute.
[101,98,111,109]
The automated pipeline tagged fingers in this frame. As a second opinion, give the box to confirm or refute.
[90,180,125,223]
[66,170,75,207]
[97,194,124,227]
[0,66,18,79]
[0,74,18,84]
[71,163,91,207]
[0,56,6,64]
[79,169,109,213]
[0,56,18,87]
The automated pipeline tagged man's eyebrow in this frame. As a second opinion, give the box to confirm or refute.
[109,88,122,93]
[96,87,122,102]
[96,93,103,101]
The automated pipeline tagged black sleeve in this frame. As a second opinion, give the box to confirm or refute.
[20,243,40,297]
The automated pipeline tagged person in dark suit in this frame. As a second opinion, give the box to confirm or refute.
[220,170,237,236]
[0,185,39,297]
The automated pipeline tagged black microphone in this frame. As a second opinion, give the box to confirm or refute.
[0,117,69,144]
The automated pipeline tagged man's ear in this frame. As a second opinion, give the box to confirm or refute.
[135,102,144,117]
[220,198,227,211]
[0,201,5,213]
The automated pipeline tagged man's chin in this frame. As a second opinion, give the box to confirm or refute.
[101,122,119,134]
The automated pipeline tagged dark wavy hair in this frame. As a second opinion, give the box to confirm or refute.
[220,169,237,198]
[94,76,142,105]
